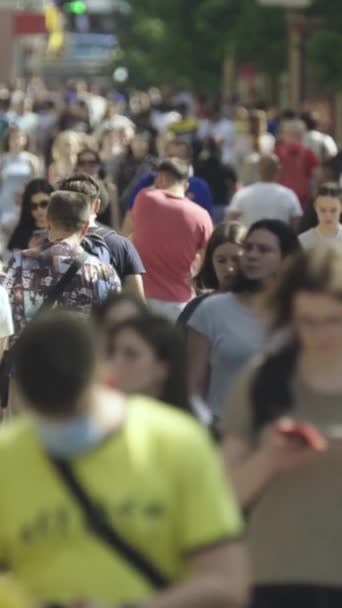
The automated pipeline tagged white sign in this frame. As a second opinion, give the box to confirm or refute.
[258,0,311,7]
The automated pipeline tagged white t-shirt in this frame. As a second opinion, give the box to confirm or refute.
[0,285,13,338]
[229,182,303,227]
[299,226,342,249]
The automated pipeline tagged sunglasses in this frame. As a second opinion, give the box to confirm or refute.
[30,200,49,211]
[318,186,342,197]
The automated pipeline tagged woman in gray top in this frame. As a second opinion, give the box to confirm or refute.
[299,183,342,249]
[187,220,300,421]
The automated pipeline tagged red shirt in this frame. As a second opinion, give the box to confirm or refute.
[132,189,213,302]
[275,142,319,207]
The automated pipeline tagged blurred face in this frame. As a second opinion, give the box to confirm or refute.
[9,131,27,152]
[293,291,342,355]
[165,142,189,161]
[240,229,282,281]
[30,192,50,228]
[212,241,243,289]
[131,135,149,159]
[105,329,168,397]
[77,154,100,177]
[315,195,341,228]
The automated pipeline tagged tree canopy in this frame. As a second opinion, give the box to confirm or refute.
[307,0,342,92]
[115,0,342,94]
[115,0,287,92]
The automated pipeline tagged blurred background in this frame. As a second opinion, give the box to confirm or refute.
[0,0,340,137]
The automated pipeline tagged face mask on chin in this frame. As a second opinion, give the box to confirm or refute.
[33,414,106,458]
[32,397,121,458]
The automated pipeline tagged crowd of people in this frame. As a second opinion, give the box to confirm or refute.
[0,78,341,608]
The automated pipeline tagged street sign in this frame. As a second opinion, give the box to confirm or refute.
[257,0,311,7]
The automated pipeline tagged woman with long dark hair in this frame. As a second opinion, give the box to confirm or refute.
[223,244,342,608]
[104,314,191,414]
[187,219,300,421]
[8,178,53,252]
[178,222,246,326]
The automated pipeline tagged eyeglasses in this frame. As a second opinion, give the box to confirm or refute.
[318,186,342,197]
[30,200,49,211]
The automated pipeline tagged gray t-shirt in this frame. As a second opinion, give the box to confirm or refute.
[188,292,266,418]
[299,225,342,249]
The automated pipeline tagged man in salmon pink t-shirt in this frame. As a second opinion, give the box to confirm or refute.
[132,158,213,321]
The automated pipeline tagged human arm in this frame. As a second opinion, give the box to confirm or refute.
[289,191,303,232]
[225,192,242,222]
[187,328,211,398]
[27,153,42,178]
[222,363,315,510]
[143,542,249,608]
[124,274,145,300]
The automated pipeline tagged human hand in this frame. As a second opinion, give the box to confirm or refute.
[259,418,323,475]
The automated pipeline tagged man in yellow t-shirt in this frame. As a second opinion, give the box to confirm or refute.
[1,312,248,608]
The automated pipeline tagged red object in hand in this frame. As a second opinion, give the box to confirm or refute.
[275,419,327,451]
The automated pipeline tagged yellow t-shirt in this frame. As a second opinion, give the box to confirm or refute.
[0,396,243,605]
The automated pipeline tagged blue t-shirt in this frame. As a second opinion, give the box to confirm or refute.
[127,172,213,215]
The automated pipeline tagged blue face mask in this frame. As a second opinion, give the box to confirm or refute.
[33,414,106,458]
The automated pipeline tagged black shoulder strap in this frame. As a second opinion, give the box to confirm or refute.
[49,457,170,590]
[39,251,88,312]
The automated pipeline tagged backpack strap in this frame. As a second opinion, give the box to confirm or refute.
[49,457,170,590]
[91,225,116,240]
[40,251,88,312]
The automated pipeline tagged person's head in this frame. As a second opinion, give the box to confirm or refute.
[92,292,147,330]
[104,314,190,411]
[130,130,151,160]
[76,148,102,178]
[4,127,29,154]
[47,190,91,240]
[58,173,106,217]
[51,130,81,162]
[281,119,306,145]
[164,139,191,162]
[18,179,53,232]
[314,183,342,229]
[194,222,246,292]
[268,245,342,356]
[233,219,301,292]
[155,158,189,191]
[301,111,318,132]
[258,154,280,182]
[13,312,99,419]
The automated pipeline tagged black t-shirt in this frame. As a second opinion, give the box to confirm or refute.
[92,223,145,281]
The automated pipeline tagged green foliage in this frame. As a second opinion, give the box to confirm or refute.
[115,0,286,92]
[306,0,342,91]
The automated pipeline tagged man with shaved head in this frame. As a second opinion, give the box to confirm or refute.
[227,154,303,229]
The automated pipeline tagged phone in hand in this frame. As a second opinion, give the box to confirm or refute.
[275,419,327,451]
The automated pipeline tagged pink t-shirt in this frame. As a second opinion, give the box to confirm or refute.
[132,189,213,302]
